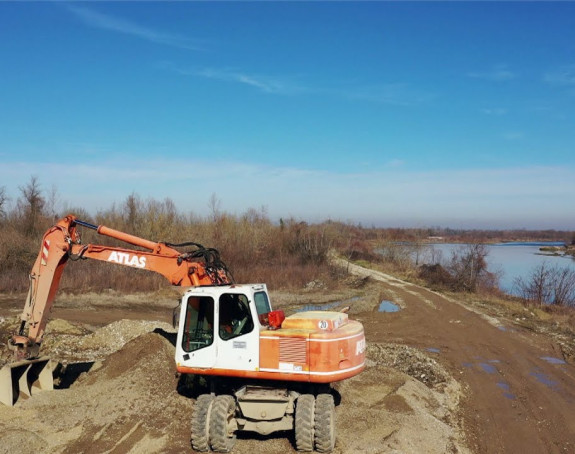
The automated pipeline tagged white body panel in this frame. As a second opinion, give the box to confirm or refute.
[175,284,266,371]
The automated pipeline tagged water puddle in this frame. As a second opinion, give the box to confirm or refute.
[479,363,498,374]
[496,382,516,400]
[378,300,400,312]
[299,301,343,312]
[530,368,560,391]
[298,296,360,312]
[426,347,440,353]
[540,356,566,365]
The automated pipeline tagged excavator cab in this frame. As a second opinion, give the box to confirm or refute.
[176,285,266,373]
[179,292,256,350]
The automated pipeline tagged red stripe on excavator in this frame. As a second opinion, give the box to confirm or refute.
[41,240,50,266]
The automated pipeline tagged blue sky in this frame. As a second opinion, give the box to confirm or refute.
[1,2,574,229]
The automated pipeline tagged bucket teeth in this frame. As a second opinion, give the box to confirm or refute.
[0,357,53,406]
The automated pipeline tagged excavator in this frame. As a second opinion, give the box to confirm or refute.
[0,215,366,452]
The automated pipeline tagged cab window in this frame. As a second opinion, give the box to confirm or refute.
[254,291,271,315]
[182,296,214,352]
[218,293,254,341]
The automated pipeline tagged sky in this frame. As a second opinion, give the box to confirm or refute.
[0,1,574,229]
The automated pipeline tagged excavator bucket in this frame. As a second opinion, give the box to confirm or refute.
[0,357,53,406]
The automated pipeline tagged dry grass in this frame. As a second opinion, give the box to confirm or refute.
[0,197,355,293]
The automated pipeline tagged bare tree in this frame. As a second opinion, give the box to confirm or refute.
[0,185,8,219]
[428,245,443,265]
[551,266,575,307]
[514,262,554,306]
[208,193,222,222]
[375,232,413,270]
[447,243,491,292]
[18,176,46,236]
[123,192,142,233]
[45,184,60,219]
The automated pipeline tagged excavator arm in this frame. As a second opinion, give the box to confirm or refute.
[10,214,232,360]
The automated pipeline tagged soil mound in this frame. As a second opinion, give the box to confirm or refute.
[0,328,193,454]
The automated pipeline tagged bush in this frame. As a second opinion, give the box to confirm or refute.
[514,262,575,307]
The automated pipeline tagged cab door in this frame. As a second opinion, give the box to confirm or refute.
[214,292,259,371]
[176,294,217,368]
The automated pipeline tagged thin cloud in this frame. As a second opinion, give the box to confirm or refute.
[66,5,203,51]
[468,66,516,81]
[179,67,305,95]
[168,63,431,105]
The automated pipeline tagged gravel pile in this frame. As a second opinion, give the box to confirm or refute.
[367,342,450,388]
[43,319,175,363]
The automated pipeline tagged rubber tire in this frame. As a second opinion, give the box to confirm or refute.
[209,394,237,452]
[295,394,315,452]
[191,394,214,452]
[314,394,336,453]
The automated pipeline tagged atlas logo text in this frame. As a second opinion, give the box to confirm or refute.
[108,251,147,268]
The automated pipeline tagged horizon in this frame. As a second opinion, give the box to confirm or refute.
[1,2,574,230]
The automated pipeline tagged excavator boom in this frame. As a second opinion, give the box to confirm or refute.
[1,215,232,405]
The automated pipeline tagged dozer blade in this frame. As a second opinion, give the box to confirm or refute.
[0,357,53,406]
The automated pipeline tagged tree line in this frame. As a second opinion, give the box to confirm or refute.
[0,177,574,310]
[0,177,354,292]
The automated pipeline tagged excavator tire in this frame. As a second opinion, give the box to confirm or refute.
[314,394,336,452]
[191,394,214,452]
[209,394,237,452]
[295,394,315,452]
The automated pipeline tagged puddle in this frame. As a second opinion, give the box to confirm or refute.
[540,356,566,365]
[299,302,342,312]
[479,363,498,374]
[530,368,559,391]
[378,300,400,312]
[427,347,440,353]
[298,297,360,312]
[496,382,516,400]
[462,362,473,368]
[497,326,507,332]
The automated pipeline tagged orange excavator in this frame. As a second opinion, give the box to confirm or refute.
[1,215,366,453]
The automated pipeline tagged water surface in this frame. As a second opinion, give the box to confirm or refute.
[417,242,575,296]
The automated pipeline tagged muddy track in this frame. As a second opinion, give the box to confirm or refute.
[343,260,575,453]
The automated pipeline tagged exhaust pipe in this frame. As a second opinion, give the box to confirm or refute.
[0,357,53,406]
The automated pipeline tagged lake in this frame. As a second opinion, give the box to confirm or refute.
[416,243,575,296]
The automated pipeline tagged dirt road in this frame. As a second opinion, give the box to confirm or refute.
[1,264,574,453]
[343,260,575,453]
